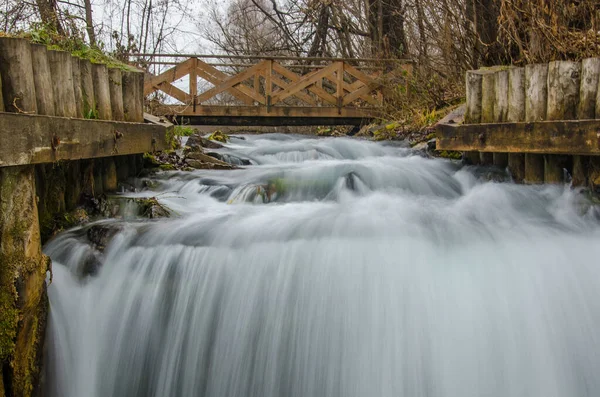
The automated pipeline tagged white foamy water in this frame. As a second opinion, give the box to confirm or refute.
[44,134,600,397]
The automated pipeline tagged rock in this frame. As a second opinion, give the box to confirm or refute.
[186,159,237,170]
[435,104,466,126]
[412,142,428,152]
[185,152,239,170]
[205,152,225,161]
[135,197,171,218]
[186,134,223,150]
[86,223,123,251]
[207,130,230,143]
[427,138,437,151]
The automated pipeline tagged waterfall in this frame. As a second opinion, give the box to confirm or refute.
[44,134,600,397]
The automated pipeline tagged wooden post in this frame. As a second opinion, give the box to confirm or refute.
[579,58,600,119]
[465,70,483,123]
[102,158,118,192]
[479,71,495,164]
[571,155,587,186]
[464,71,483,164]
[524,63,548,183]
[71,56,84,118]
[92,63,112,120]
[122,70,144,122]
[0,37,37,113]
[507,67,525,182]
[576,59,600,184]
[265,59,272,113]
[29,44,55,116]
[492,69,509,167]
[547,60,581,120]
[108,68,125,121]
[80,59,95,118]
[47,50,77,118]
[0,37,47,397]
[545,61,580,183]
[190,57,198,111]
[525,64,548,122]
[337,62,344,115]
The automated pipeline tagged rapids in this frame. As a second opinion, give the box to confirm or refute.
[44,134,600,397]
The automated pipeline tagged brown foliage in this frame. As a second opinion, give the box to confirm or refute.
[498,0,600,64]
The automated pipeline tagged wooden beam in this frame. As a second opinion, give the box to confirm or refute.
[272,62,337,105]
[271,75,316,105]
[436,121,600,155]
[189,57,198,104]
[154,81,192,103]
[143,57,194,95]
[0,112,168,167]
[195,61,268,104]
[195,60,256,105]
[271,62,340,104]
[157,104,379,119]
[343,83,378,106]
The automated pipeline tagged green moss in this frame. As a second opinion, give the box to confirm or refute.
[143,153,161,168]
[0,254,19,363]
[159,164,176,171]
[207,130,230,143]
[20,25,136,71]
[437,150,462,160]
[174,126,196,137]
[164,127,179,150]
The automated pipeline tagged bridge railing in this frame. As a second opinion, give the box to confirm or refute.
[130,54,412,117]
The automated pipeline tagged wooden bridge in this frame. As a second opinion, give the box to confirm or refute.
[138,54,410,126]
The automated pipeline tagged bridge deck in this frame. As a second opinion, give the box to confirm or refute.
[156,105,378,126]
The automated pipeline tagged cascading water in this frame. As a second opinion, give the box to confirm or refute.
[44,134,600,397]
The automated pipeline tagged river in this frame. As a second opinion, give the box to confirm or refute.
[43,134,600,397]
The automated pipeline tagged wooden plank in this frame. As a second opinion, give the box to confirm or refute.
[155,81,192,103]
[336,63,344,111]
[189,57,198,100]
[271,62,340,104]
[579,58,600,119]
[195,61,267,104]
[343,83,378,105]
[157,104,379,119]
[0,112,168,167]
[343,63,377,85]
[271,75,316,105]
[143,57,194,95]
[272,62,337,105]
[195,61,256,105]
[265,59,272,109]
[436,121,600,155]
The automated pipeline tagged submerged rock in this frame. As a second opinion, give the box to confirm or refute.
[87,224,124,251]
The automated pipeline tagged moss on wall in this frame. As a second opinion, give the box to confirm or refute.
[0,166,49,397]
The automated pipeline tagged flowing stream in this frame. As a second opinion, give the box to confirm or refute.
[44,134,600,397]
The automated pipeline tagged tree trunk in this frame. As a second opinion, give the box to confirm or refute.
[83,0,97,47]
[35,0,64,35]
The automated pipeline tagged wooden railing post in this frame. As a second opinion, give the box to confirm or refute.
[337,62,344,115]
[265,59,272,113]
[190,57,197,112]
